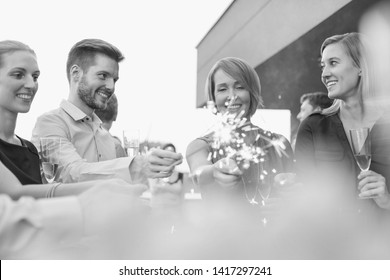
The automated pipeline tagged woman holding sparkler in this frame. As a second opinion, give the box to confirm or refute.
[186,57,294,208]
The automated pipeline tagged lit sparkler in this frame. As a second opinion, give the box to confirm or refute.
[203,100,289,171]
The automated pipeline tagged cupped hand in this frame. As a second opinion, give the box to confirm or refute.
[274,172,297,187]
[213,157,243,188]
[273,172,302,198]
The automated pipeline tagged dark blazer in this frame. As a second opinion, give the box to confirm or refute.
[295,111,390,216]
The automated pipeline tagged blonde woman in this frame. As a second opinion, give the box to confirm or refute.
[295,33,390,211]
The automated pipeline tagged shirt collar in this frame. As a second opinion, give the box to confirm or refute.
[60,99,102,125]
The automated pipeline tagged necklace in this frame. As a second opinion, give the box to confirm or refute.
[241,161,262,205]
[239,127,264,205]
[242,177,259,205]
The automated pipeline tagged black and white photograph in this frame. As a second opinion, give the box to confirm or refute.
[1,0,390,278]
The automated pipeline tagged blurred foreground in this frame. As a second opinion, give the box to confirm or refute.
[20,180,390,260]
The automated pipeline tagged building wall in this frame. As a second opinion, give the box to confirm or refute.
[196,0,352,107]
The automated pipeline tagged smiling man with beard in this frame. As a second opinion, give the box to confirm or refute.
[31,39,182,184]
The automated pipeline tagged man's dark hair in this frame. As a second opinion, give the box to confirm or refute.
[66,38,124,82]
[300,92,333,109]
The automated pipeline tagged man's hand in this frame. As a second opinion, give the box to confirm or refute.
[130,148,183,182]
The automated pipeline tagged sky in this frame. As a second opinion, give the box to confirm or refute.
[1,0,233,168]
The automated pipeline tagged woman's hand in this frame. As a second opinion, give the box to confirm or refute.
[273,172,302,198]
[358,170,390,209]
[274,172,297,187]
[213,158,243,189]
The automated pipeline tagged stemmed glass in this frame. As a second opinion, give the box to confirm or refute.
[349,127,373,199]
[40,137,62,183]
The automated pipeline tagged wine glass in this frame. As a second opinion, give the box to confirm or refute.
[40,137,62,183]
[123,129,140,157]
[349,127,373,199]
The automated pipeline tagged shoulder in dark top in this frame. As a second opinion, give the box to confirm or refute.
[0,136,42,185]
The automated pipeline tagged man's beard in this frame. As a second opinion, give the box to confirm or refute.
[77,76,109,110]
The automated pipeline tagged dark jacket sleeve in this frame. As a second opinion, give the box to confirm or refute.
[294,114,319,182]
[278,133,295,173]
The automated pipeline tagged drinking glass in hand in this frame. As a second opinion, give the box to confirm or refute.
[349,127,373,198]
[123,129,140,157]
[350,128,371,171]
[40,137,61,183]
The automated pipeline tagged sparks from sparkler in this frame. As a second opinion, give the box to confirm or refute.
[257,132,289,158]
[203,100,289,172]
[197,99,290,207]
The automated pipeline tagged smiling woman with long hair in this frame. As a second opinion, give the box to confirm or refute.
[295,33,390,213]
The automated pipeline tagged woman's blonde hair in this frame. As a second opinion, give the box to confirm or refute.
[0,40,35,68]
[320,33,373,115]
